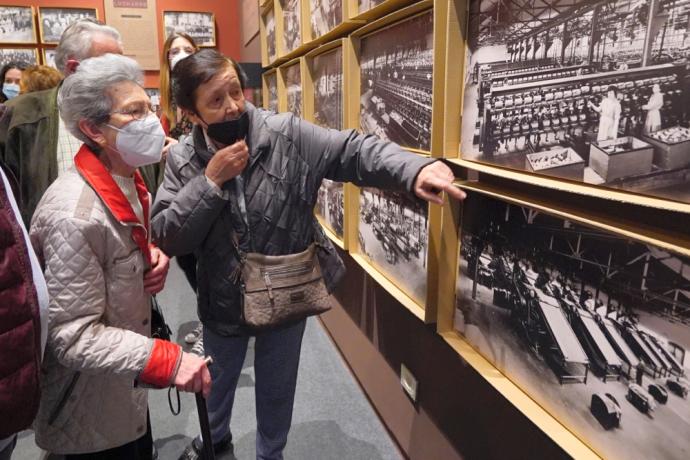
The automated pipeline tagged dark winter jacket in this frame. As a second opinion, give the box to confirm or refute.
[151,102,433,336]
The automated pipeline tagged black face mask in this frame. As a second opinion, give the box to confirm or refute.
[203,111,250,146]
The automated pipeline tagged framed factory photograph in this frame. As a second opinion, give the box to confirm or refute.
[262,69,279,113]
[38,7,97,45]
[279,0,302,56]
[0,48,37,67]
[436,182,690,460]
[304,41,347,246]
[455,0,690,207]
[309,0,343,40]
[260,5,277,66]
[0,6,36,45]
[351,0,416,21]
[354,3,435,154]
[352,186,430,317]
[278,58,304,117]
[42,48,56,69]
[163,11,216,47]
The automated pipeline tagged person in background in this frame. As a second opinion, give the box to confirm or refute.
[19,65,62,94]
[138,33,195,195]
[0,106,49,460]
[588,85,621,141]
[642,83,663,134]
[160,32,198,141]
[0,62,26,103]
[153,49,465,460]
[0,19,123,226]
[29,53,211,459]
[154,32,202,351]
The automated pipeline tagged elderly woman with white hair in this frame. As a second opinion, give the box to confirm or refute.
[29,53,211,459]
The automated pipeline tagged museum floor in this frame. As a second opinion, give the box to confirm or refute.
[12,264,402,460]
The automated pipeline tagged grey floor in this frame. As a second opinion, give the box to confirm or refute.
[13,262,402,460]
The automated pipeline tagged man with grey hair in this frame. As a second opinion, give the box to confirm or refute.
[0,19,123,225]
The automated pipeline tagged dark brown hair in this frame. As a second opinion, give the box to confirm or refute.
[172,48,247,113]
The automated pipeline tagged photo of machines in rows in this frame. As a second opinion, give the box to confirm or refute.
[462,0,690,203]
[359,188,428,305]
[359,10,434,152]
[455,190,690,460]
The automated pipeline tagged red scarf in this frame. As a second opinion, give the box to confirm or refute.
[74,145,152,266]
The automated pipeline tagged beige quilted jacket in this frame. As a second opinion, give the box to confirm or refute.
[29,168,155,454]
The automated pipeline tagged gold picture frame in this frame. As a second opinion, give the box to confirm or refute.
[0,47,38,67]
[162,11,216,48]
[38,7,98,45]
[0,5,37,45]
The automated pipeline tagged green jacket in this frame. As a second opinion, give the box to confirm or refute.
[1,87,59,226]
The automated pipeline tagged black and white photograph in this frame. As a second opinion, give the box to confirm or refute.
[0,6,36,44]
[265,72,279,113]
[42,48,56,69]
[265,9,276,63]
[281,0,302,53]
[359,187,428,304]
[313,47,343,130]
[315,179,344,238]
[163,11,216,47]
[358,0,386,15]
[461,0,690,203]
[39,7,97,44]
[360,11,434,152]
[0,48,37,67]
[285,63,302,117]
[310,0,341,39]
[456,190,690,460]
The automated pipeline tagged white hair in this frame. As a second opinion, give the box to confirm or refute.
[54,19,122,74]
[58,54,143,150]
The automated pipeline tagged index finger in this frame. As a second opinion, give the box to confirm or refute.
[441,182,466,201]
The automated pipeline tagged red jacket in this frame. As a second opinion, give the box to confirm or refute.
[0,169,42,438]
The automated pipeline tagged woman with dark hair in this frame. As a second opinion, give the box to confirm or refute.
[151,48,464,460]
[0,61,26,102]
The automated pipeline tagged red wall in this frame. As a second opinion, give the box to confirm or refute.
[3,0,241,88]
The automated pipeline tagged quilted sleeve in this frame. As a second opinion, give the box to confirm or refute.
[290,115,435,192]
[36,217,154,379]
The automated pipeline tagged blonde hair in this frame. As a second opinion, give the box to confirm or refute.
[160,32,198,131]
[20,65,63,94]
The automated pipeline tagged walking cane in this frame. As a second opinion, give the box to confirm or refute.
[197,356,215,460]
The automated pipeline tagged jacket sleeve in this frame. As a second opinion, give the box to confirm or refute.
[150,146,230,256]
[288,115,436,192]
[32,216,179,383]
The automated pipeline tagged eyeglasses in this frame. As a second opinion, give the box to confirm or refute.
[110,103,155,121]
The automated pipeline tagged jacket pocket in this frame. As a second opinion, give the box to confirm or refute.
[106,250,146,315]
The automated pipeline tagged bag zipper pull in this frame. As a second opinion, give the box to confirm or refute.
[264,272,274,302]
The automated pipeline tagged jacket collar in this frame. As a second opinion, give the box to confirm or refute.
[74,145,151,263]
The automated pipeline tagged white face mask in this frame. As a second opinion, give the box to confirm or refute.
[170,52,191,70]
[106,113,166,167]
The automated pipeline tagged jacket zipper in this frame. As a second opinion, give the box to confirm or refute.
[48,372,81,425]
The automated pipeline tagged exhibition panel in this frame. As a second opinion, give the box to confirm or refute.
[262,68,279,112]
[278,57,305,116]
[443,184,690,460]
[280,0,303,55]
[260,3,277,66]
[348,0,417,21]
[455,0,690,207]
[303,41,349,248]
[259,0,690,457]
